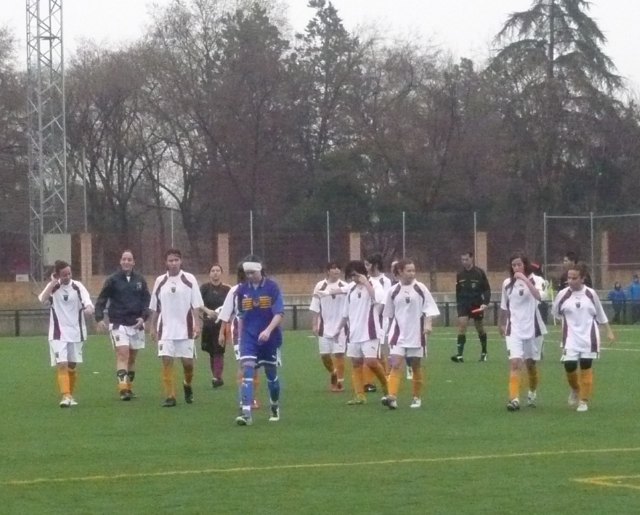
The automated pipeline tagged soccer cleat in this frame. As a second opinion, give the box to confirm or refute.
[568,390,579,408]
[59,396,72,408]
[183,384,194,404]
[162,397,177,407]
[527,390,537,407]
[406,367,414,380]
[410,397,422,409]
[235,414,253,426]
[347,397,366,405]
[269,405,280,422]
[479,353,488,362]
[69,397,79,407]
[364,383,377,393]
[252,399,261,410]
[212,378,224,388]
[506,398,520,411]
[576,401,589,412]
[331,381,345,393]
[387,396,398,410]
[120,390,132,401]
[450,355,464,363]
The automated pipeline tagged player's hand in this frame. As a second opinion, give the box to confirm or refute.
[607,329,615,343]
[233,344,240,360]
[258,328,271,342]
[499,325,506,337]
[134,318,144,330]
[150,328,158,342]
[96,321,107,333]
[83,305,95,316]
[513,272,528,282]
[193,325,201,339]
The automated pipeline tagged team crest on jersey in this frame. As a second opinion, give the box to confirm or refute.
[518,289,524,296]
[115,335,120,342]
[171,286,176,293]
[357,292,361,299]
[331,294,336,299]
[576,302,581,308]
[135,282,142,290]
[63,294,68,301]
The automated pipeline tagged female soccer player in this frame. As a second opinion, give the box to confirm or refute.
[552,263,614,412]
[499,252,547,411]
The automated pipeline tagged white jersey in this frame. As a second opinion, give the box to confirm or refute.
[343,280,384,343]
[370,273,393,338]
[552,286,608,353]
[500,275,547,340]
[218,284,240,343]
[149,271,204,340]
[383,280,440,348]
[309,278,349,337]
[39,280,93,342]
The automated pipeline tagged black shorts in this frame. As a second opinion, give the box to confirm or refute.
[457,303,484,320]
[201,323,225,355]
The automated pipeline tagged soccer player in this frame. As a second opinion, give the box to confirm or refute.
[382,259,440,409]
[217,265,262,410]
[149,248,213,407]
[451,251,491,363]
[94,250,151,401]
[234,256,284,426]
[363,252,393,391]
[309,262,349,392]
[552,263,614,412]
[334,260,389,405]
[38,260,94,407]
[200,264,231,388]
[499,252,547,411]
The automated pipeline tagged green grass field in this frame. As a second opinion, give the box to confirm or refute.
[1,326,640,514]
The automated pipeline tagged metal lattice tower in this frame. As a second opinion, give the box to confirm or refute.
[26,0,68,281]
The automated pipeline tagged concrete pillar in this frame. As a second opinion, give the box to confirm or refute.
[349,232,361,260]
[217,233,230,280]
[600,231,609,289]
[79,233,92,283]
[476,231,488,271]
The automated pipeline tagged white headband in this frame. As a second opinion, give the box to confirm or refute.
[242,261,262,272]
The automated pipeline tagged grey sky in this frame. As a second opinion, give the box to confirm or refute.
[2,0,638,94]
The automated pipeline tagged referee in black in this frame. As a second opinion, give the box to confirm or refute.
[451,251,491,363]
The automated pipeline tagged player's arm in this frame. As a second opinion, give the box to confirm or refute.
[79,283,94,316]
[258,286,284,342]
[480,270,491,307]
[94,277,112,331]
[38,274,59,305]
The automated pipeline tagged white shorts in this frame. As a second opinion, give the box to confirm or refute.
[506,335,543,360]
[110,324,145,350]
[347,339,380,359]
[49,340,84,366]
[389,345,425,359]
[158,339,196,359]
[318,335,346,355]
[561,348,599,361]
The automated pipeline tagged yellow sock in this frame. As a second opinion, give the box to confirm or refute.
[566,370,579,391]
[321,355,334,373]
[579,368,594,401]
[367,361,388,394]
[412,366,424,398]
[68,368,77,395]
[351,366,364,397]
[57,368,70,397]
[363,366,375,386]
[528,365,539,391]
[508,370,520,400]
[334,355,345,382]
[162,362,175,398]
[388,368,402,397]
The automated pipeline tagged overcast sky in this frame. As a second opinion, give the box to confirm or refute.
[2,0,638,94]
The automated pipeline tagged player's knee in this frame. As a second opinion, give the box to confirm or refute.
[264,364,278,382]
